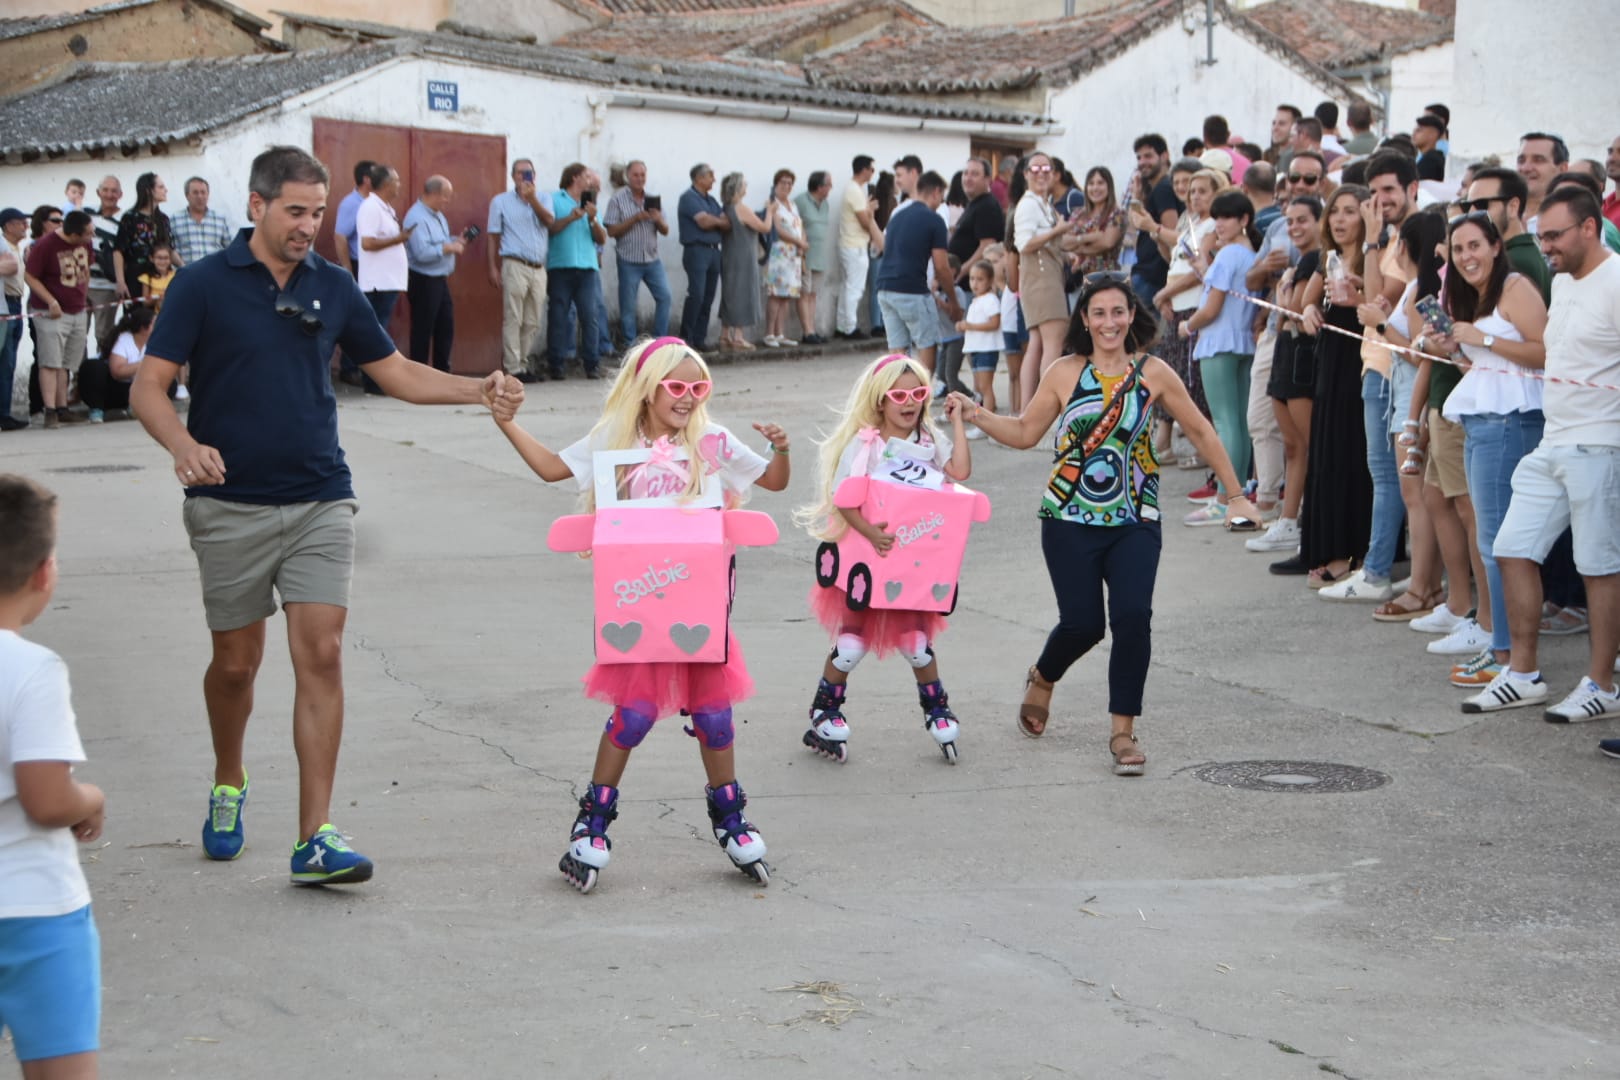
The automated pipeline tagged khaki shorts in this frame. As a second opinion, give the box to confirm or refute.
[31,311,87,372]
[1426,408,1468,498]
[183,497,358,631]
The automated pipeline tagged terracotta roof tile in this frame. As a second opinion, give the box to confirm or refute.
[1244,0,1452,71]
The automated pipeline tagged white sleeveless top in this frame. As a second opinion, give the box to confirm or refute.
[1442,276,1544,419]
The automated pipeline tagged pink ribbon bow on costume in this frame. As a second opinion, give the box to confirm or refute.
[627,436,690,497]
[849,426,886,478]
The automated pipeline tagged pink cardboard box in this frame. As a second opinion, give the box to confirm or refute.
[548,506,779,664]
[814,476,992,613]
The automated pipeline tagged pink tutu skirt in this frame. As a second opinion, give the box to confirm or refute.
[808,584,948,659]
[582,633,754,719]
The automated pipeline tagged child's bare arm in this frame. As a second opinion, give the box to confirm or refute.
[837,506,895,554]
[15,762,104,841]
[494,418,576,483]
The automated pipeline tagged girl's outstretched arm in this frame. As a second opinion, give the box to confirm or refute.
[495,417,576,483]
[752,421,791,490]
[942,396,971,482]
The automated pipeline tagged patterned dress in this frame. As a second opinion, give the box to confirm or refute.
[764,199,803,299]
[1039,359,1160,526]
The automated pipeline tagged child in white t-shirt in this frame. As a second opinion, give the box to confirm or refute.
[0,474,104,1073]
[957,260,1003,421]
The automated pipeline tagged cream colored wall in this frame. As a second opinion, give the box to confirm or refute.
[903,0,1103,28]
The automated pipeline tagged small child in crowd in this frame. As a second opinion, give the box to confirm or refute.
[990,245,1026,412]
[958,259,1003,427]
[933,253,970,398]
[0,475,105,1077]
[138,243,175,310]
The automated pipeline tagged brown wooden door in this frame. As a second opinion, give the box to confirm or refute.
[313,119,507,376]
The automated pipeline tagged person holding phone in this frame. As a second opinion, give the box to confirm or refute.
[403,174,467,374]
[487,157,556,382]
[546,162,608,380]
[604,159,672,341]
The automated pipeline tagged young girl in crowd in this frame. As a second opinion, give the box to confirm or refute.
[1180,190,1260,529]
[492,337,791,892]
[990,245,1026,411]
[958,260,1003,421]
[796,353,972,764]
[138,243,175,310]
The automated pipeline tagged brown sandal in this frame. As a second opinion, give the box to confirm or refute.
[1019,666,1052,738]
[1372,588,1442,622]
[1110,732,1145,776]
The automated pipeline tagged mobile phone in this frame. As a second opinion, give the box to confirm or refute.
[644,195,661,212]
[519,170,534,183]
[582,189,596,205]
[461,225,481,242]
[867,183,876,198]
[1415,294,1453,336]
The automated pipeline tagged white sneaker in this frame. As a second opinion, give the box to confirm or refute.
[1427,617,1490,655]
[1319,569,1395,602]
[762,335,781,347]
[1461,670,1549,714]
[1245,517,1299,552]
[965,427,987,440]
[777,336,798,347]
[1543,678,1620,723]
[175,384,190,401]
[1410,603,1465,634]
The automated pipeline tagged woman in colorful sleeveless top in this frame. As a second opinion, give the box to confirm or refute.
[948,274,1258,776]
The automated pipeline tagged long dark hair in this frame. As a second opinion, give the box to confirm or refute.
[1400,211,1447,306]
[873,171,896,230]
[1065,278,1159,355]
[1443,212,1509,322]
[946,170,967,209]
[100,303,155,360]
[134,173,162,215]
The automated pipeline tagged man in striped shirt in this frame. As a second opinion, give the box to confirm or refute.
[169,177,231,267]
[603,160,671,343]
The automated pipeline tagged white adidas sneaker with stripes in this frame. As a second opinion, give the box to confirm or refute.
[1544,678,1620,724]
[1461,670,1549,714]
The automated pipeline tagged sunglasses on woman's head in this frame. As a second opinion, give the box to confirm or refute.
[1448,209,1495,231]
[1084,270,1130,287]
[658,378,711,400]
[883,386,930,404]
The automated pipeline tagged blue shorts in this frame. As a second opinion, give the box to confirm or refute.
[969,350,1000,372]
[1002,301,1029,353]
[0,904,100,1062]
[877,291,942,352]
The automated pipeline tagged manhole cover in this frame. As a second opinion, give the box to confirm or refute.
[46,464,144,475]
[1192,760,1390,794]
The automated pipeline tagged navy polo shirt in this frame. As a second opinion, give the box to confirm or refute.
[875,201,947,295]
[145,229,395,505]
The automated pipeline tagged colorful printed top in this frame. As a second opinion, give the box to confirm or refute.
[1039,358,1159,526]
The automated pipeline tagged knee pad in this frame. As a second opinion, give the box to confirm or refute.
[898,631,934,669]
[605,703,656,749]
[684,707,735,750]
[830,633,867,674]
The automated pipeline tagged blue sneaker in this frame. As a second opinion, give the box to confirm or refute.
[290,825,374,885]
[1600,739,1620,760]
[201,775,248,861]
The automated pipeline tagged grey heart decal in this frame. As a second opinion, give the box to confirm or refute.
[884,581,903,602]
[931,583,952,601]
[601,621,642,652]
[670,623,711,655]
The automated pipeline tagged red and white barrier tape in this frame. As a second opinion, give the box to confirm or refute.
[1,296,153,323]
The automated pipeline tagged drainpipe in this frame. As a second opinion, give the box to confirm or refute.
[1361,75,1391,139]
[1199,0,1217,67]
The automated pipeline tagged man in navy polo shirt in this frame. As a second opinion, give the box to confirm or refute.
[131,145,523,887]
[874,170,959,374]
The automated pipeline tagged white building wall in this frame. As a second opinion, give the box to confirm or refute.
[1042,18,1350,195]
[0,54,984,390]
[1387,42,1454,147]
[1451,0,1619,164]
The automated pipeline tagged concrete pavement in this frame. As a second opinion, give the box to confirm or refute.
[3,352,1616,1079]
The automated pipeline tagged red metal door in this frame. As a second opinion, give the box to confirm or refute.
[313,119,507,375]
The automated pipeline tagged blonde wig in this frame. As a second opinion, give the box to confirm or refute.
[583,336,715,511]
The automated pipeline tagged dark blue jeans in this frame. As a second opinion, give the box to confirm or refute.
[680,244,721,345]
[546,268,602,375]
[1,295,19,419]
[1036,517,1161,718]
[362,291,399,393]
[617,257,673,343]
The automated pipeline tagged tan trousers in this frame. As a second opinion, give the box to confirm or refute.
[500,259,546,375]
